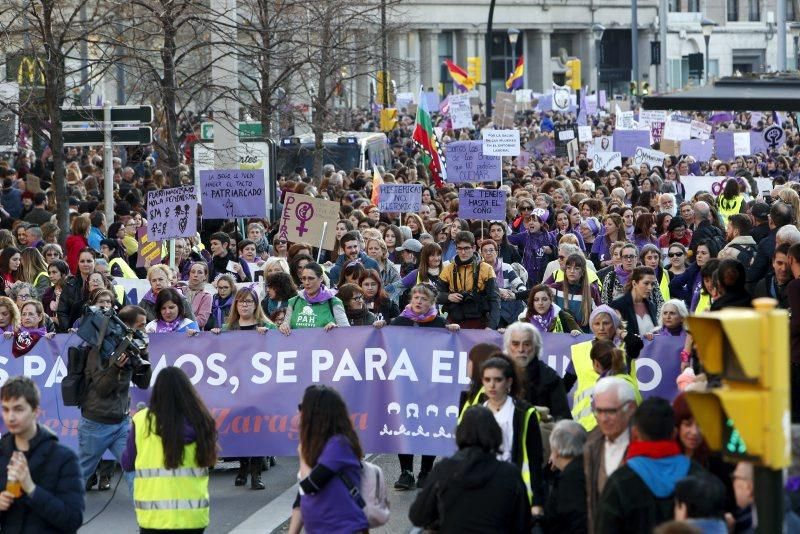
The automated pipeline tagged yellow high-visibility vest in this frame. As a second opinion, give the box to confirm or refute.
[457,386,485,424]
[109,257,138,279]
[717,195,744,224]
[570,341,599,431]
[132,409,210,530]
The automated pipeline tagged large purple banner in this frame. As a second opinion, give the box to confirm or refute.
[0,329,684,457]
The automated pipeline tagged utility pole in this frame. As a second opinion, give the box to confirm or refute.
[658,0,667,93]
[485,0,496,118]
[631,0,639,105]
[778,0,787,71]
[381,0,388,107]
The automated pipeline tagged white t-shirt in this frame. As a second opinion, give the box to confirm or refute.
[486,397,515,462]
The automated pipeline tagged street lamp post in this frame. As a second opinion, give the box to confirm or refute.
[592,23,605,96]
[701,18,716,86]
[790,22,800,70]
[507,28,520,88]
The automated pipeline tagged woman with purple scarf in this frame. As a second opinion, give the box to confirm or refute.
[389,283,458,491]
[601,242,639,304]
[145,288,199,334]
[279,262,348,334]
[507,210,557,285]
[206,274,236,331]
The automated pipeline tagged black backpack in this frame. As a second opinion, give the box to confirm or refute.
[727,243,757,268]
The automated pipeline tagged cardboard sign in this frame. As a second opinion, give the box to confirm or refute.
[199,169,267,219]
[449,93,474,130]
[660,138,680,156]
[594,136,614,152]
[482,130,520,156]
[567,139,579,165]
[136,227,162,268]
[445,141,502,182]
[616,111,636,130]
[639,110,668,129]
[663,115,692,141]
[458,189,506,221]
[493,92,516,128]
[146,186,198,241]
[592,152,622,171]
[378,184,422,212]
[552,85,571,112]
[632,147,668,168]
[278,193,340,250]
[578,125,592,143]
[690,120,712,140]
[612,130,651,157]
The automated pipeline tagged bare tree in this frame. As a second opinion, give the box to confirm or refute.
[0,0,115,241]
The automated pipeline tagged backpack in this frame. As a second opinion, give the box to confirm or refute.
[338,460,390,528]
[728,243,757,268]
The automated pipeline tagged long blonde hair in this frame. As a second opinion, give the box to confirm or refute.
[225,287,272,329]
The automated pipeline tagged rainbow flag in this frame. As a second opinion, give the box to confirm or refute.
[444,60,475,92]
[505,56,524,91]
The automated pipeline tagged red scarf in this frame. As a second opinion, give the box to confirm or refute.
[625,439,681,461]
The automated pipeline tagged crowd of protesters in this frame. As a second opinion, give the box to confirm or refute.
[0,103,799,532]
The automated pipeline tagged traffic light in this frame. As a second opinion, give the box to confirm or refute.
[629,81,638,96]
[380,108,397,132]
[684,298,789,469]
[467,56,482,84]
[640,81,650,96]
[564,59,581,90]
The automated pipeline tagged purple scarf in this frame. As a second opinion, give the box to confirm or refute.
[399,304,438,323]
[614,265,632,286]
[154,318,183,333]
[142,290,157,304]
[492,258,504,288]
[530,304,559,332]
[211,294,233,327]
[302,285,336,304]
[19,326,46,336]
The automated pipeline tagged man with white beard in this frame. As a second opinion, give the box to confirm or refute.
[658,193,677,217]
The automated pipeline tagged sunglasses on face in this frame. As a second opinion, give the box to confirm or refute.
[668,252,684,258]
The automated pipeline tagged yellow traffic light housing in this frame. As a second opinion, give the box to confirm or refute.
[380,108,397,132]
[376,71,393,105]
[640,81,650,96]
[629,81,638,96]
[564,59,581,90]
[467,57,482,84]
[685,299,790,469]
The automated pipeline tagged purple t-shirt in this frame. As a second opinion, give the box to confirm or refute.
[300,435,368,533]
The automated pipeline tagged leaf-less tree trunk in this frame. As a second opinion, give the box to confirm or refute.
[159,15,182,186]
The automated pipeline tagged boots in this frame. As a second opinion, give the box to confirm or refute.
[250,457,265,490]
[235,458,248,487]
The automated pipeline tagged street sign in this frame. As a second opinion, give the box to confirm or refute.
[200,122,263,141]
[61,105,154,124]
[62,127,152,146]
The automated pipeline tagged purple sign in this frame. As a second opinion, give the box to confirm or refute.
[146,186,197,241]
[680,139,715,162]
[715,132,734,161]
[749,131,767,155]
[444,141,502,183]
[612,130,651,157]
[528,136,555,157]
[199,169,267,219]
[635,334,684,403]
[458,188,506,221]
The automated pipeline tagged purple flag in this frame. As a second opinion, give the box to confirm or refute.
[613,130,651,157]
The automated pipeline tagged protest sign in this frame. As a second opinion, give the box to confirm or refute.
[278,192,339,250]
[682,175,774,201]
[136,227,161,267]
[591,151,622,171]
[612,130,650,157]
[578,125,592,143]
[146,186,197,241]
[567,139,579,165]
[482,129,520,156]
[448,93,473,129]
[593,136,613,152]
[663,114,692,141]
[515,150,531,169]
[733,132,751,156]
[639,110,668,129]
[423,91,439,111]
[650,121,665,144]
[552,84,571,112]
[690,120,712,140]
[750,131,768,155]
[632,147,667,168]
[493,92,516,128]
[458,188,506,221]
[445,141,502,182]
[378,184,422,213]
[749,111,763,127]
[3,329,684,456]
[199,169,267,219]
[660,138,680,156]
[529,136,555,157]
[396,92,414,110]
[554,124,578,158]
[616,111,636,130]
[680,139,714,162]
[762,124,785,150]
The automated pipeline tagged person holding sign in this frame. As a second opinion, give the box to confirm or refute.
[279,262,348,334]
[207,232,252,283]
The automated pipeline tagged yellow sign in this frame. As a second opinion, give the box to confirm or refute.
[16,56,45,86]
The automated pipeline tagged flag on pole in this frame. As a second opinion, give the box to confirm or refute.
[577,87,588,126]
[412,87,448,188]
[371,165,382,206]
[505,56,524,91]
[444,60,475,92]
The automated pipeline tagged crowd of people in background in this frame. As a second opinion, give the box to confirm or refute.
[0,104,799,532]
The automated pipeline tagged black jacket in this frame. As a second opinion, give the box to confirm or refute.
[409,446,531,533]
[689,219,724,253]
[747,227,778,284]
[544,455,587,533]
[609,292,653,360]
[0,425,84,533]
[510,398,545,506]
[390,315,449,328]
[753,274,789,308]
[55,275,86,333]
[524,358,571,421]
[709,288,753,311]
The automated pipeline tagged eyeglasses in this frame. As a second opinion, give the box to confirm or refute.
[482,249,497,254]
[621,254,637,260]
[17,294,30,300]
[351,295,364,302]
[592,404,626,417]
[239,300,256,306]
[456,246,473,251]
[519,206,533,212]
[668,252,684,258]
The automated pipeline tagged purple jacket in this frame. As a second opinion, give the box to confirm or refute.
[507,229,556,285]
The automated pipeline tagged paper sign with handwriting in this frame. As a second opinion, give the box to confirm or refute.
[690,121,712,140]
[482,129,520,156]
[278,193,340,250]
[578,125,592,143]
[458,189,506,221]
[378,184,423,212]
[592,152,622,171]
[663,115,692,141]
[146,186,198,241]
[633,147,667,168]
[444,141,502,183]
[200,169,267,219]
[449,93,474,130]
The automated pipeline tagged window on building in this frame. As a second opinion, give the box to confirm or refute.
[727,0,739,21]
[438,32,454,95]
[490,31,523,97]
[669,0,679,12]
[789,0,796,21]
[748,0,760,21]
[687,0,699,11]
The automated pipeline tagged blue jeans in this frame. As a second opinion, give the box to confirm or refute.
[78,416,134,493]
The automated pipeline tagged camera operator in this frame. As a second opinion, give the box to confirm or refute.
[78,305,151,491]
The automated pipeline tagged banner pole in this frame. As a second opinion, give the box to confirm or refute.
[168,239,176,270]
[317,221,328,263]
